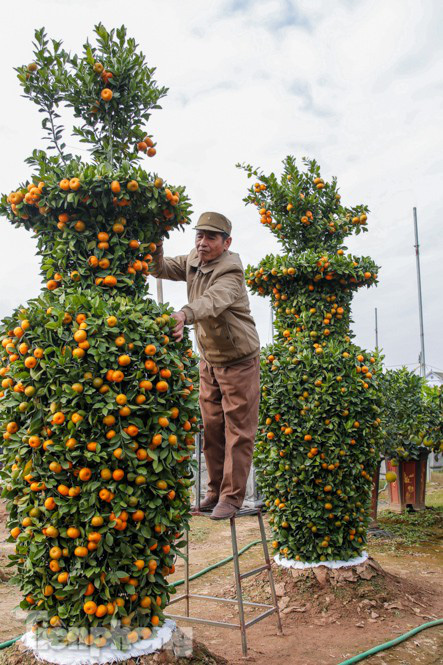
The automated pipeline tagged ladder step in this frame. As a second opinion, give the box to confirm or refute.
[239,563,269,580]
[245,606,277,628]
[165,613,240,629]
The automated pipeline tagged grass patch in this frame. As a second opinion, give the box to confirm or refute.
[375,506,443,547]
[188,521,210,543]
[426,470,443,508]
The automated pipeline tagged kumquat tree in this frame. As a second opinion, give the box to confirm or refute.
[239,156,383,564]
[0,25,199,650]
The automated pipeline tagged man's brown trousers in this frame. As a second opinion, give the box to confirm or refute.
[198,356,260,508]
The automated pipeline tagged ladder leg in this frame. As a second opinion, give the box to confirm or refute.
[185,527,190,617]
[258,511,283,634]
[231,516,248,657]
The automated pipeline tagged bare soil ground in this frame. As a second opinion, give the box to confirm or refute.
[0,473,442,665]
[0,633,228,665]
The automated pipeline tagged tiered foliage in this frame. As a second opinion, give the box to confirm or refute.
[381,368,443,463]
[239,156,383,563]
[0,26,199,650]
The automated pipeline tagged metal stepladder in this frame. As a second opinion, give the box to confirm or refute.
[165,433,283,657]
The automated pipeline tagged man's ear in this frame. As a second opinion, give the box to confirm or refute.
[224,236,232,250]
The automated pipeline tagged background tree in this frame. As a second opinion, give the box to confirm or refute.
[422,384,443,455]
[381,368,443,463]
[0,26,199,650]
[239,156,383,563]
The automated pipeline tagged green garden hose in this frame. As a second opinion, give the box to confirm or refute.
[337,619,443,664]
[0,539,441,665]
[0,638,20,649]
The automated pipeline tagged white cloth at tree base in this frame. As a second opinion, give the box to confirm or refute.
[274,550,369,570]
[20,619,176,665]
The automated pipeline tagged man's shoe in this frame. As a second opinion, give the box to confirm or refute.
[192,494,219,512]
[210,501,239,520]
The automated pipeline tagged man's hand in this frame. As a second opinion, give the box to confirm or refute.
[171,310,186,342]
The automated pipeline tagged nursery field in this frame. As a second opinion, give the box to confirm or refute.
[0,472,442,665]
[0,21,442,665]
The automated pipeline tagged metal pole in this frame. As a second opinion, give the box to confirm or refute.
[375,307,379,350]
[413,208,426,378]
[185,529,190,617]
[270,305,274,341]
[156,278,164,305]
[414,209,432,482]
[195,431,202,511]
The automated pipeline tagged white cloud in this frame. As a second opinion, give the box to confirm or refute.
[0,0,442,372]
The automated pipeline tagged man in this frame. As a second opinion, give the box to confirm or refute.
[150,212,261,519]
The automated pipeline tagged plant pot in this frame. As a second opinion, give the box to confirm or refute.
[386,450,428,512]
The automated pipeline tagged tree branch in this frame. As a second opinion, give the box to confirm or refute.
[46,104,66,164]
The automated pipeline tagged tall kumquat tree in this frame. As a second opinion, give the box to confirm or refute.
[0,26,199,650]
[239,156,383,563]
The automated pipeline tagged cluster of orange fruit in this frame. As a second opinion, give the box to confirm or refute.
[7,174,182,225]
[137,137,157,158]
[253,177,340,234]
[7,181,47,219]
[24,539,168,634]
[1,302,198,638]
[248,258,377,305]
[7,178,187,291]
[1,313,179,395]
[92,62,114,106]
[91,59,158,160]
[1,309,196,436]
[353,353,377,391]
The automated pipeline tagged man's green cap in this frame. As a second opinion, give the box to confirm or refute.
[194,212,232,236]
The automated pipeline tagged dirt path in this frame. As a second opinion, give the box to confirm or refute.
[0,488,442,664]
[163,511,443,665]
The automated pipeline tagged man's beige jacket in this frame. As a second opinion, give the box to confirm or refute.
[151,247,260,367]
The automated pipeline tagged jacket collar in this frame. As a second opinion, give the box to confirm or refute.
[189,247,230,274]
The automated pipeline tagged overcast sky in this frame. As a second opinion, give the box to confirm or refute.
[0,0,441,373]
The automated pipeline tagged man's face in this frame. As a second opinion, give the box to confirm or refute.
[195,230,231,263]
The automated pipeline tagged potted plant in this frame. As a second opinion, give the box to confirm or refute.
[239,156,383,564]
[381,368,441,511]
